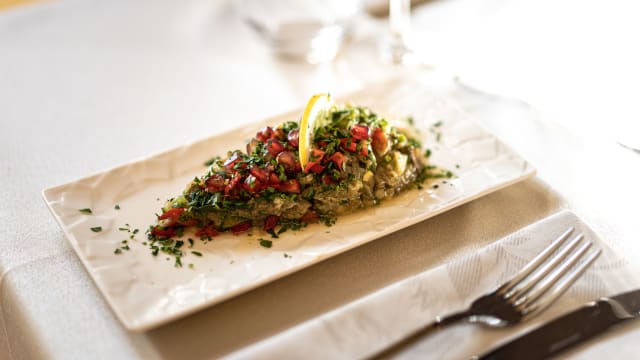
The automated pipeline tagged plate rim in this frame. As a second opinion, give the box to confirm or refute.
[42,94,537,332]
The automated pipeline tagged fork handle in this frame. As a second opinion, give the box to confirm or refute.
[370,309,472,359]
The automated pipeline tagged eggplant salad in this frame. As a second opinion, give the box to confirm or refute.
[148,95,445,243]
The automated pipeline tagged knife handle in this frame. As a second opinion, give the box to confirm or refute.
[477,299,631,360]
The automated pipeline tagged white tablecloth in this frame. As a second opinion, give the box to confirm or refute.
[1,0,639,359]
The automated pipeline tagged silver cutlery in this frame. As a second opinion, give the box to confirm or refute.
[373,227,601,358]
[475,288,640,359]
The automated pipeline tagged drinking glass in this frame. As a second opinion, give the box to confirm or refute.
[236,0,361,64]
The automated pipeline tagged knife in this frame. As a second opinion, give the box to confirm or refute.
[475,288,640,360]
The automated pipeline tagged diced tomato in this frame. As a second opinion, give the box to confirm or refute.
[266,139,285,156]
[223,152,243,169]
[279,179,301,193]
[329,152,346,170]
[316,140,329,148]
[276,151,298,172]
[340,138,357,152]
[249,167,269,183]
[304,162,325,174]
[351,124,370,140]
[371,127,388,155]
[195,225,219,238]
[225,174,243,194]
[205,173,226,192]
[273,128,286,140]
[301,210,319,223]
[256,126,274,142]
[359,140,369,157]
[151,226,176,238]
[269,173,281,185]
[243,175,262,193]
[158,207,185,221]
[231,220,252,235]
[310,148,325,163]
[321,174,336,185]
[158,208,185,227]
[263,215,279,231]
[287,129,299,148]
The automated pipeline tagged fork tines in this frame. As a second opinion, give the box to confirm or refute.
[496,227,601,317]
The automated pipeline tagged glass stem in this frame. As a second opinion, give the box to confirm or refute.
[389,0,411,48]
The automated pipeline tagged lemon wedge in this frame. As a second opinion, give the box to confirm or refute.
[299,93,334,169]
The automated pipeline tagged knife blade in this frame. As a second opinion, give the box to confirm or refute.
[475,288,640,360]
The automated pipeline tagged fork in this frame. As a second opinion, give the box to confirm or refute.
[373,227,601,358]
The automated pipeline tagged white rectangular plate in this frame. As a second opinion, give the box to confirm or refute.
[43,78,535,331]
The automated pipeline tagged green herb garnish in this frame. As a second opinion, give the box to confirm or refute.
[90,226,102,232]
[79,208,92,214]
[259,239,273,248]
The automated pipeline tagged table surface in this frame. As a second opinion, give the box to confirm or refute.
[1,0,639,359]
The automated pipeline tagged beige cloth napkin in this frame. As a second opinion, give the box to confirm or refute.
[228,210,640,359]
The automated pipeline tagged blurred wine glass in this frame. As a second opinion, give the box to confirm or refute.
[381,0,422,65]
[235,0,361,64]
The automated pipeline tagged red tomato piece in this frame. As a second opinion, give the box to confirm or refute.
[279,179,301,193]
[263,215,279,231]
[304,162,325,174]
[223,152,242,169]
[273,128,286,140]
[301,210,320,223]
[287,129,299,148]
[269,173,281,185]
[231,220,252,235]
[276,151,298,173]
[371,127,388,155]
[249,167,269,183]
[310,148,325,163]
[158,208,185,227]
[256,126,274,142]
[321,174,336,185]
[205,173,226,192]
[158,207,185,221]
[351,124,370,140]
[151,226,176,238]
[225,174,243,194]
[243,175,261,193]
[359,140,369,157]
[195,225,219,238]
[266,140,285,156]
[329,152,346,170]
[340,138,357,152]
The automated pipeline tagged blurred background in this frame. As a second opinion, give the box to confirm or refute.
[1,0,638,159]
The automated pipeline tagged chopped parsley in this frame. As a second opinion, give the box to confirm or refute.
[90,226,102,232]
[259,239,273,248]
[114,204,120,210]
[79,208,92,214]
